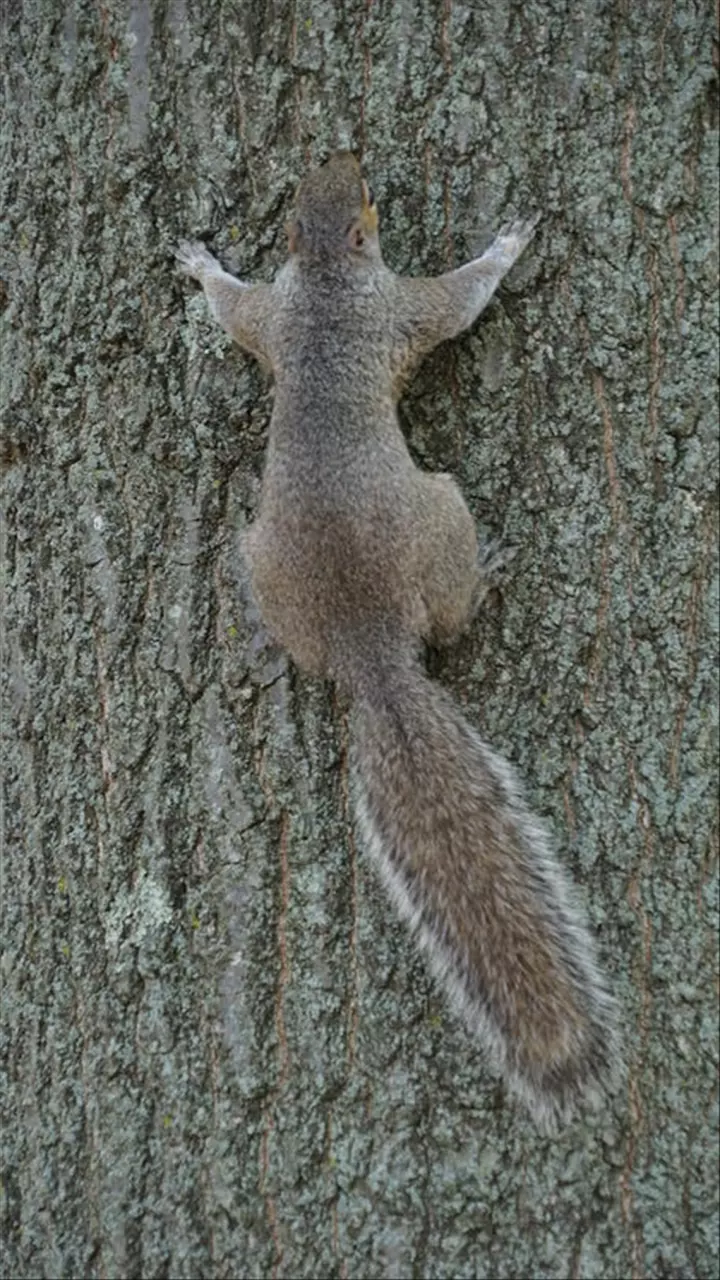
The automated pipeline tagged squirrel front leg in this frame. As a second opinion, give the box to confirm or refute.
[175,240,274,367]
[392,216,539,384]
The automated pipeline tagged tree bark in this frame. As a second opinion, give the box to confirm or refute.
[1,1,717,1277]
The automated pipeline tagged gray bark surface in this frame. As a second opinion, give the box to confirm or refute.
[1,2,717,1277]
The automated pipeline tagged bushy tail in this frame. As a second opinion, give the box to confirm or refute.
[351,650,618,1129]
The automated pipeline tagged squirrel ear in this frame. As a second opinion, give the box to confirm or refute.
[347,222,365,251]
[287,219,304,253]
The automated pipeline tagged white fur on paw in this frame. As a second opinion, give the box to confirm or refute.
[175,239,218,279]
[495,214,540,260]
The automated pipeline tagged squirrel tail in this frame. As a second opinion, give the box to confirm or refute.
[349,642,618,1129]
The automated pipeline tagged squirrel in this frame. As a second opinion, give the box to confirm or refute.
[176,152,618,1129]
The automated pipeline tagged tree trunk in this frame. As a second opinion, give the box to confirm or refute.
[1,1,717,1277]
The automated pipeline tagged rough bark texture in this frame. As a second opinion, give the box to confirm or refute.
[1,2,718,1277]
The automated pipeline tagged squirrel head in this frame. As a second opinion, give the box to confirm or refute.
[288,152,379,262]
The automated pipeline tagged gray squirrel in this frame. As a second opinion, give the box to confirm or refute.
[177,152,617,1128]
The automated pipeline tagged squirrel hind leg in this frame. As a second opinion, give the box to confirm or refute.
[415,473,478,646]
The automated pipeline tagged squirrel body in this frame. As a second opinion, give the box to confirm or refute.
[177,153,617,1128]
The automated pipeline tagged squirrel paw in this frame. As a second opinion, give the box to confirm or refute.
[175,239,220,281]
[473,539,518,612]
[493,214,541,264]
